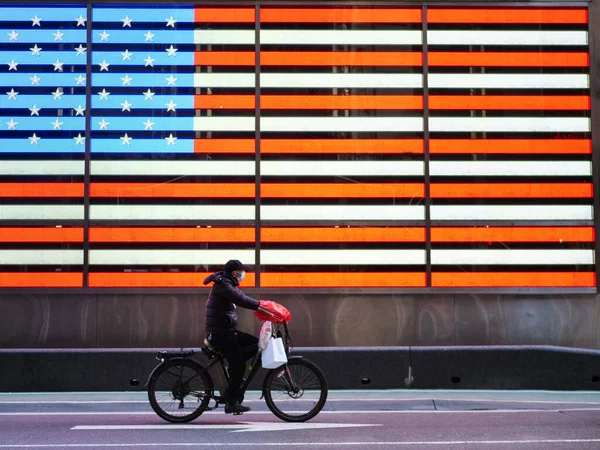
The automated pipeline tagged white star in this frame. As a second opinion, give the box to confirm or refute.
[165,16,177,27]
[143,119,155,130]
[121,74,133,86]
[74,105,85,116]
[53,30,64,41]
[120,99,133,112]
[75,75,86,86]
[75,44,86,56]
[166,45,178,57]
[31,15,42,26]
[8,60,18,71]
[6,89,18,100]
[29,105,41,116]
[143,89,155,100]
[99,30,110,42]
[143,55,155,67]
[29,133,41,145]
[52,59,64,72]
[165,133,177,145]
[98,89,110,100]
[51,118,63,130]
[8,30,18,41]
[98,119,110,130]
[76,15,86,27]
[122,16,133,27]
[99,60,110,71]
[6,119,18,130]
[120,133,133,145]
[165,100,177,112]
[166,74,177,86]
[73,133,85,145]
[143,30,155,42]
[30,44,42,56]
[30,74,41,86]
[52,88,63,100]
[121,49,133,61]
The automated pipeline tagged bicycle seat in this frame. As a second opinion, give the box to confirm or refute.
[202,338,222,357]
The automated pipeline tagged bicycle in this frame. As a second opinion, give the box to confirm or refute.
[146,314,328,423]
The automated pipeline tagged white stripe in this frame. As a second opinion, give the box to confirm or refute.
[2,439,600,447]
[429,73,589,89]
[193,117,255,132]
[432,249,594,265]
[431,205,593,221]
[430,161,592,177]
[261,205,424,221]
[261,73,423,89]
[193,29,254,45]
[2,408,600,416]
[428,30,588,46]
[261,117,423,132]
[90,205,255,220]
[0,161,83,175]
[194,73,255,88]
[430,117,590,133]
[91,161,255,176]
[262,161,424,176]
[261,29,422,45]
[0,250,82,265]
[262,249,425,265]
[89,249,254,265]
[0,205,83,220]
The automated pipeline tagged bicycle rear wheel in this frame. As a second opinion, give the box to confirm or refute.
[147,359,213,423]
[264,358,328,422]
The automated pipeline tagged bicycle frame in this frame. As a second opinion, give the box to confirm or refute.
[148,319,296,406]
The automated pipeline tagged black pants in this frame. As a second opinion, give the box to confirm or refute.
[207,331,258,402]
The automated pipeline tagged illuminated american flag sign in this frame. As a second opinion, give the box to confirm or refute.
[0,6,87,287]
[88,6,257,287]
[0,4,595,290]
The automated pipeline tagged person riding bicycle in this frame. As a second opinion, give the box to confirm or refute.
[203,259,259,414]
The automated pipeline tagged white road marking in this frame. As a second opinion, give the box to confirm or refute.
[2,408,600,416]
[72,422,379,433]
[2,398,600,405]
[2,439,600,447]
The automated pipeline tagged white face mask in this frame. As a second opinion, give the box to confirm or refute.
[236,271,246,282]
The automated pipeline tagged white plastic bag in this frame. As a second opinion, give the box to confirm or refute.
[258,321,272,350]
[261,337,287,369]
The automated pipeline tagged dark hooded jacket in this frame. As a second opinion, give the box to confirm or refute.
[203,271,260,335]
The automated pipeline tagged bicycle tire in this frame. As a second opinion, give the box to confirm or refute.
[264,358,328,422]
[147,359,213,423]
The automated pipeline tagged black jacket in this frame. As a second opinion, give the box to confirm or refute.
[203,271,260,335]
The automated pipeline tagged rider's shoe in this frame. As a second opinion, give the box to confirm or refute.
[225,401,251,414]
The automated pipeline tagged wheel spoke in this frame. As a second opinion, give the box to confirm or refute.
[148,360,212,423]
[265,359,327,422]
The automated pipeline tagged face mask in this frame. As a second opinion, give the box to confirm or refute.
[236,271,246,282]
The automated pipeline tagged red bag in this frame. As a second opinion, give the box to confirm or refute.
[254,300,292,324]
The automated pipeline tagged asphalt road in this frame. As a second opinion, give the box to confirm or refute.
[0,390,599,449]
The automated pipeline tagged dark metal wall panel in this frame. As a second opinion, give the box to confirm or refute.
[95,294,205,347]
[1,293,598,349]
[0,294,97,348]
[453,294,599,348]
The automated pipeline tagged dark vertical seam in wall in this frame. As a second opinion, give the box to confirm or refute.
[82,2,92,288]
[422,6,432,288]
[255,5,261,290]
[589,2,600,295]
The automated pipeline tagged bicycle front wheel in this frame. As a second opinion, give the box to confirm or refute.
[147,359,213,423]
[264,358,328,422]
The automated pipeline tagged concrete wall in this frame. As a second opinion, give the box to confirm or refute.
[1,294,599,349]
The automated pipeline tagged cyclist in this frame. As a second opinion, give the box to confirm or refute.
[203,259,259,414]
